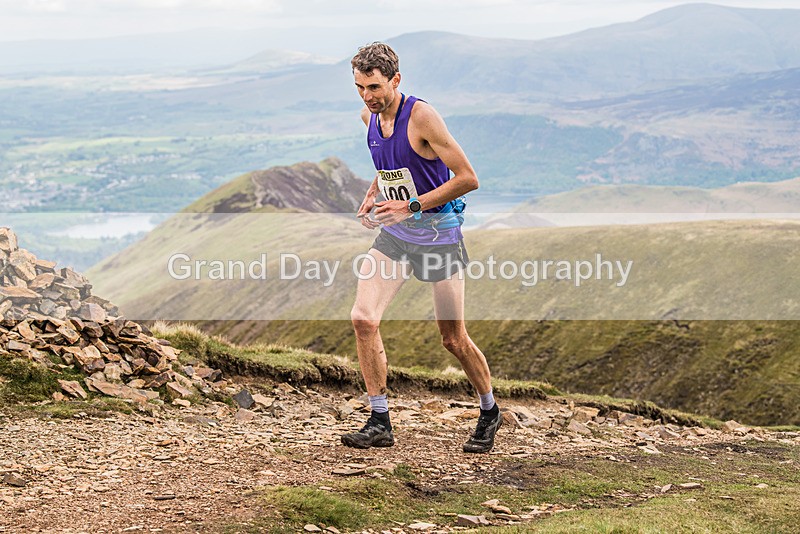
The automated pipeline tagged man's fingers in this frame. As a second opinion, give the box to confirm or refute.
[359,215,379,228]
[364,200,401,227]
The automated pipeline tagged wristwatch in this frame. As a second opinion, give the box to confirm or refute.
[408,197,422,220]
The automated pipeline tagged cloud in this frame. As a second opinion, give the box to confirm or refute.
[1,0,282,14]
[2,0,797,19]
[1,0,799,43]
[10,0,68,13]
[122,0,281,11]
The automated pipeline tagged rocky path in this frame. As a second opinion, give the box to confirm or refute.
[1,381,798,534]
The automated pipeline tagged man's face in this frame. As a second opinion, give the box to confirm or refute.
[354,68,399,114]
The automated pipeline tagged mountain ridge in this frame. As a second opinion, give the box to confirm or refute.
[184,157,369,214]
[516,176,800,214]
[384,4,800,99]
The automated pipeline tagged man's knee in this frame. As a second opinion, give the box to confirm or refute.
[351,307,380,337]
[442,332,470,356]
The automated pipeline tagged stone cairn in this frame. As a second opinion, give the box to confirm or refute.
[0,227,222,406]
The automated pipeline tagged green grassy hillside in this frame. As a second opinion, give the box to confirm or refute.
[89,216,800,320]
[84,158,800,426]
[200,318,800,427]
[87,213,800,425]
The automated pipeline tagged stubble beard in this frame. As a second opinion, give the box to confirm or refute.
[368,92,395,115]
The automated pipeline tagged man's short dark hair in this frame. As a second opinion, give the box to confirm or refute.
[351,42,399,79]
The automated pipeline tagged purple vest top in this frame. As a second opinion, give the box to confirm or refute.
[368,94,462,245]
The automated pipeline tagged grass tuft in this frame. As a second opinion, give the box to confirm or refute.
[0,354,59,402]
[265,486,368,531]
[155,322,553,400]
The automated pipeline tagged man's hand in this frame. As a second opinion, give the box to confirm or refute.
[356,191,381,230]
[372,199,412,226]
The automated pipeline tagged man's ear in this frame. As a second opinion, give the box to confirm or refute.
[392,72,401,88]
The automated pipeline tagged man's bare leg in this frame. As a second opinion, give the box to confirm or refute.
[432,274,492,394]
[350,249,408,395]
[342,249,409,449]
[433,274,502,453]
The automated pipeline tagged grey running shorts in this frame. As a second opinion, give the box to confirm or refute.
[370,229,470,283]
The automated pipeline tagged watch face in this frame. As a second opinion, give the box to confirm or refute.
[409,200,422,213]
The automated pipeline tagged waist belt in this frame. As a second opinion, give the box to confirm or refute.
[400,197,465,241]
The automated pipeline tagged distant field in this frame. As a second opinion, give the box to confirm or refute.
[0,112,365,212]
[3,70,799,215]
[0,81,369,212]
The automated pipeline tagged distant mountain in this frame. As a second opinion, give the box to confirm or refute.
[198,49,337,76]
[447,112,798,192]
[4,4,800,91]
[185,157,369,213]
[567,67,800,120]
[149,4,800,112]
[517,177,800,213]
[445,114,623,194]
[478,176,800,228]
[0,27,370,73]
[549,67,800,180]
[5,3,800,217]
[387,4,800,99]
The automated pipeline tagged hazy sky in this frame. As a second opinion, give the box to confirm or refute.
[0,0,798,42]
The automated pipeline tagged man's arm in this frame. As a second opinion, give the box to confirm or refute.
[356,106,381,229]
[372,102,478,225]
[411,102,479,211]
[359,106,371,127]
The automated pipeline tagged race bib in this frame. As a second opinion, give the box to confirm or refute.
[377,168,419,202]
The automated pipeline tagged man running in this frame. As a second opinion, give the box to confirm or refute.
[341,42,502,454]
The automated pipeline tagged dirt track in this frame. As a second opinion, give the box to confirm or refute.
[1,382,797,533]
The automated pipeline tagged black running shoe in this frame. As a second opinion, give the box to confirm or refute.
[463,408,503,453]
[341,415,395,449]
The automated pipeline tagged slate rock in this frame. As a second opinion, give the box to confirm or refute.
[58,379,88,400]
[232,389,255,409]
[2,473,26,488]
